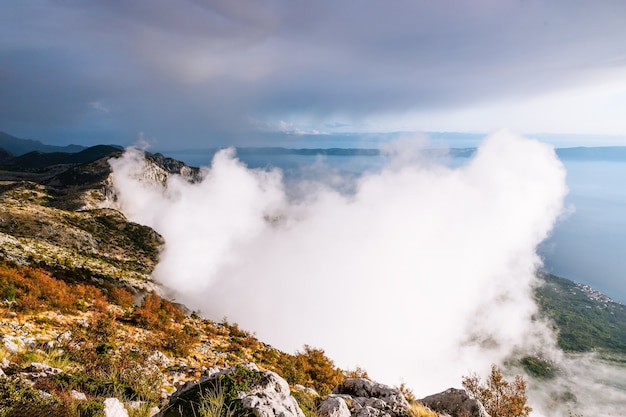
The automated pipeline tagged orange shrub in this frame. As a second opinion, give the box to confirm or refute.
[108,286,135,310]
[462,364,532,417]
[132,291,163,329]
[132,291,186,330]
[0,261,103,313]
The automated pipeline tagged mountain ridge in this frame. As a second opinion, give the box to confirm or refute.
[0,139,622,416]
[0,131,86,155]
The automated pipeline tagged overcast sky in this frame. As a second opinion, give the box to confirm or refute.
[1,1,625,148]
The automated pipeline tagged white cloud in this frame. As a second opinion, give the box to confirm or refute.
[108,131,567,396]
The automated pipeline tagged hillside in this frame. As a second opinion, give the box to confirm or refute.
[0,144,620,416]
[0,132,85,156]
[535,273,626,353]
[0,147,353,416]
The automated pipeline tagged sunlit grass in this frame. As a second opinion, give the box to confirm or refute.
[408,402,440,417]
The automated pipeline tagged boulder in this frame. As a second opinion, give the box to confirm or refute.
[319,378,410,417]
[419,388,490,417]
[155,363,305,417]
[318,396,351,417]
[239,370,305,417]
[103,397,129,417]
[71,390,87,401]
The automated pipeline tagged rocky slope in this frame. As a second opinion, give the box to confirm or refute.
[0,146,493,417]
[1,143,613,417]
[0,147,343,416]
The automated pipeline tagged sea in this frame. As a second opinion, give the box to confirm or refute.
[162,147,626,304]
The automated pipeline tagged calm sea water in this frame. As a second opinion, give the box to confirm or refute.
[541,160,626,302]
[166,150,626,303]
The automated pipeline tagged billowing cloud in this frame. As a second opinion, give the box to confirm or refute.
[1,1,626,145]
[109,131,566,394]
[108,130,626,415]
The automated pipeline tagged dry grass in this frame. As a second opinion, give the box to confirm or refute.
[408,402,440,417]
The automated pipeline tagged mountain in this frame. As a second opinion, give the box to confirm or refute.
[0,147,13,163]
[0,148,351,416]
[0,145,619,416]
[0,131,86,155]
[0,145,122,171]
[536,273,626,353]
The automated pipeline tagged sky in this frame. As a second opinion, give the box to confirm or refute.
[1,0,626,148]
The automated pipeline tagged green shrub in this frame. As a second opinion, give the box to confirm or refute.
[519,356,556,379]
[291,390,319,417]
[160,364,263,417]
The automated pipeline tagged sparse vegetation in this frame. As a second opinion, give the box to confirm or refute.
[3,148,621,417]
[395,382,416,402]
[268,345,345,396]
[290,390,319,417]
[0,256,346,415]
[191,382,237,417]
[159,364,263,417]
[407,402,439,417]
[462,364,531,417]
[0,375,105,417]
[0,261,105,313]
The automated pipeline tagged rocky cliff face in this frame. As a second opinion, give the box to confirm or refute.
[0,146,200,292]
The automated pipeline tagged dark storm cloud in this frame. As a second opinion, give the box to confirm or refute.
[1,0,625,146]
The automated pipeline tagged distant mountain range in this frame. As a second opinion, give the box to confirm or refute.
[0,131,86,155]
[0,131,625,415]
[3,130,626,162]
[160,144,626,162]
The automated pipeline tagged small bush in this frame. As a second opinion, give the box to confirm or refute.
[49,352,162,404]
[161,324,199,357]
[395,382,416,402]
[276,345,344,396]
[0,376,82,417]
[291,390,319,417]
[462,364,531,417]
[132,291,185,330]
[345,366,370,380]
[132,291,163,329]
[108,287,135,310]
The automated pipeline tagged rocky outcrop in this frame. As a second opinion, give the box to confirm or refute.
[155,363,305,417]
[318,396,351,417]
[419,388,490,417]
[239,371,305,417]
[319,378,410,417]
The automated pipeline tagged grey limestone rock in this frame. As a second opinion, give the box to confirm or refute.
[318,397,351,417]
[419,388,491,417]
[155,363,304,417]
[320,378,410,417]
[239,370,305,417]
[103,397,129,417]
